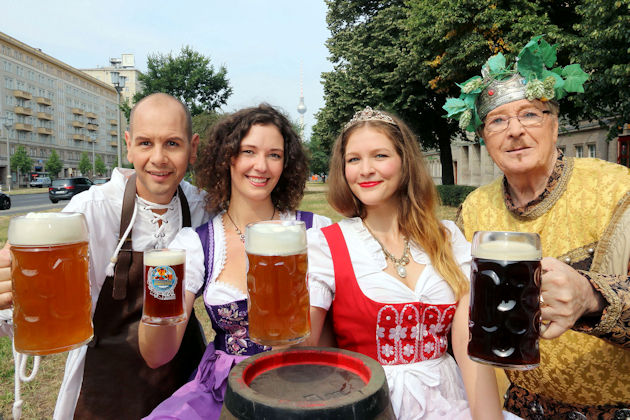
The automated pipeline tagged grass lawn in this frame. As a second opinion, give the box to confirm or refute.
[0,182,458,418]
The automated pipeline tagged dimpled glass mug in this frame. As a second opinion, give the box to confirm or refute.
[245,220,310,346]
[468,231,542,370]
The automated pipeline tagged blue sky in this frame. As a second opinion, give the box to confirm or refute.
[2,0,332,138]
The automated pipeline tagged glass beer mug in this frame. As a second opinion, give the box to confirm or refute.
[245,220,310,346]
[142,248,187,325]
[468,231,542,370]
[9,212,93,355]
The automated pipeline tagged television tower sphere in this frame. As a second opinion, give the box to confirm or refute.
[297,97,307,115]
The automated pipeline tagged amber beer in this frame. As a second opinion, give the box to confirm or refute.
[246,221,310,346]
[469,231,542,370]
[9,212,92,355]
[142,249,186,325]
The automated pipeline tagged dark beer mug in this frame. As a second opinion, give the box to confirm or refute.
[468,231,542,370]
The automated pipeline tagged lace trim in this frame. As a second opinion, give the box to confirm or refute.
[503,156,575,221]
[576,271,623,336]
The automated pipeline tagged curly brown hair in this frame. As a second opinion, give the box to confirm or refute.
[195,104,309,213]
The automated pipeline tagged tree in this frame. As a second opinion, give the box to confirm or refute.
[94,155,107,176]
[134,46,232,116]
[11,145,32,188]
[573,0,630,138]
[79,152,92,177]
[45,149,63,179]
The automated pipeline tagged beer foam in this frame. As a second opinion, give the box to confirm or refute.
[144,249,185,266]
[8,212,88,246]
[245,222,306,256]
[473,240,541,261]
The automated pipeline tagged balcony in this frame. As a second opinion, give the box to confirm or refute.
[87,123,98,131]
[14,106,33,116]
[71,108,84,116]
[72,134,86,141]
[37,112,53,121]
[110,141,118,147]
[37,127,53,136]
[109,129,118,136]
[13,90,32,100]
[86,112,97,119]
[36,97,52,106]
[72,121,85,128]
[15,123,33,132]
[109,119,117,126]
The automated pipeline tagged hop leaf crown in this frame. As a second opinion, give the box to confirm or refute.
[443,35,589,133]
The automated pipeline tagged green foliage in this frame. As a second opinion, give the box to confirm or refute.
[11,145,32,174]
[134,46,232,116]
[94,155,107,176]
[192,111,223,143]
[45,149,63,179]
[436,184,477,207]
[305,135,330,175]
[78,152,92,176]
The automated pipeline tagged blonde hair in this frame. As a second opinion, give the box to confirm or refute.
[328,113,468,299]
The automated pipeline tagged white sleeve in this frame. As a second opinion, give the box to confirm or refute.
[168,228,205,295]
[311,214,333,230]
[307,228,335,310]
[443,220,472,281]
[0,309,13,337]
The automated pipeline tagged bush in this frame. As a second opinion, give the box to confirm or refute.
[436,185,477,207]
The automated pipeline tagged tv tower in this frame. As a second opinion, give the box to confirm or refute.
[297,63,307,140]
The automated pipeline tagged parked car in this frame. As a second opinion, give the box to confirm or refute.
[30,176,52,188]
[49,177,93,203]
[93,177,110,185]
[0,191,10,210]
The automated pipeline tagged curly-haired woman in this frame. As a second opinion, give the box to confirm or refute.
[140,104,331,419]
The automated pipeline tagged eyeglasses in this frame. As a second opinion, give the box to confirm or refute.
[485,109,551,133]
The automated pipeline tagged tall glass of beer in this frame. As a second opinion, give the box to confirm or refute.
[142,248,187,325]
[9,212,93,355]
[245,220,310,346]
[468,231,542,370]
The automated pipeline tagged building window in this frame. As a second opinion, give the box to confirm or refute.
[587,144,596,158]
[575,145,584,158]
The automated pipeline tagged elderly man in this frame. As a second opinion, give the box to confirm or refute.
[1,93,211,419]
[446,36,630,418]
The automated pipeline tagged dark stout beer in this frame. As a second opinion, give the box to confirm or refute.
[469,235,541,370]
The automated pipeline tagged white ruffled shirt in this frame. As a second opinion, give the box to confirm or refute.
[52,168,210,420]
[308,218,473,420]
[169,211,333,306]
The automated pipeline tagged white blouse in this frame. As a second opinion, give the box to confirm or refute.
[308,217,471,309]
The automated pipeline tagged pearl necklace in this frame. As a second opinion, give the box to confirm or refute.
[226,208,276,243]
[364,222,410,278]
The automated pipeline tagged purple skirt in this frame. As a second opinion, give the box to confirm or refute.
[144,343,248,420]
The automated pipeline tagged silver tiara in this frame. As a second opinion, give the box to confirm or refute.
[343,106,397,131]
[476,72,528,121]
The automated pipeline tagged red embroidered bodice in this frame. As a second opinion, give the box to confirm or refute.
[322,224,457,365]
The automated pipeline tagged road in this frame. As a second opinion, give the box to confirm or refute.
[0,192,66,216]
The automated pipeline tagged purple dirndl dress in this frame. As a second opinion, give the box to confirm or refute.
[145,211,316,420]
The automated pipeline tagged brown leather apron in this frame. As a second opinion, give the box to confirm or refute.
[74,174,206,419]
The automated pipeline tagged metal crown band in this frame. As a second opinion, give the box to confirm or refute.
[343,106,397,132]
[476,73,528,121]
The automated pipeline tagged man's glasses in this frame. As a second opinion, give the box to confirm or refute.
[485,109,551,133]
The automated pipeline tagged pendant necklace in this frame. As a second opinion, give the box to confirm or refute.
[364,222,410,278]
[226,208,276,243]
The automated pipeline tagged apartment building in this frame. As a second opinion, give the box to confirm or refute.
[0,31,122,188]
[82,54,142,108]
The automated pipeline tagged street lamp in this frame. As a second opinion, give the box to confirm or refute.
[2,114,14,192]
[110,71,126,168]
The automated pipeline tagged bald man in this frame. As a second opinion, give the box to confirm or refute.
[50,93,210,419]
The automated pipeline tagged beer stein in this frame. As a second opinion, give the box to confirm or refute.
[9,212,93,355]
[142,248,187,325]
[245,220,310,346]
[468,231,542,370]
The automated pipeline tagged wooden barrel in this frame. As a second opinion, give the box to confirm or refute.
[220,347,395,420]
